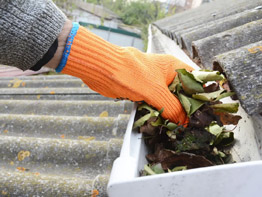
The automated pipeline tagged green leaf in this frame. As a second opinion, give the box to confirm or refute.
[166,130,177,140]
[166,122,178,131]
[168,75,180,93]
[151,163,165,174]
[138,104,154,113]
[208,123,224,136]
[206,122,224,145]
[144,164,156,175]
[158,108,164,115]
[151,117,163,127]
[218,151,226,158]
[178,94,204,116]
[133,113,152,129]
[134,104,162,128]
[187,97,205,115]
[211,103,239,113]
[171,166,187,172]
[176,69,204,95]
[192,70,224,83]
[144,163,165,175]
[192,89,225,102]
[179,94,191,115]
[215,92,235,101]
[214,131,234,146]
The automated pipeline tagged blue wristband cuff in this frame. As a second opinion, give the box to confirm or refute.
[55,22,80,73]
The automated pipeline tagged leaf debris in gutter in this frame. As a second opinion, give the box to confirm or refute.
[133,69,242,176]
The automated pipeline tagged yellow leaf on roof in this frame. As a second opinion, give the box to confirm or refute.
[37,95,41,99]
[18,150,30,161]
[10,161,14,166]
[81,83,85,87]
[50,91,55,94]
[21,82,26,87]
[2,190,8,195]
[99,111,108,117]
[61,134,65,139]
[3,129,8,134]
[78,136,96,142]
[33,172,40,176]
[12,80,23,88]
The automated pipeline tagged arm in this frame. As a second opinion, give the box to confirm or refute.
[0,0,192,125]
[0,0,67,70]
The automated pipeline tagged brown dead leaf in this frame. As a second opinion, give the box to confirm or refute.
[140,117,159,135]
[146,154,157,162]
[156,150,213,170]
[17,167,29,172]
[189,108,214,128]
[204,83,219,93]
[215,112,242,125]
[91,189,99,197]
[222,81,231,92]
[33,172,40,176]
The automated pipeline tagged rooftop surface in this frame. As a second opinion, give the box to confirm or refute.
[0,67,133,196]
[154,0,262,116]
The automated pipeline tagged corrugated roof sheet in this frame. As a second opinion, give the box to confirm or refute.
[154,0,262,116]
[0,73,132,196]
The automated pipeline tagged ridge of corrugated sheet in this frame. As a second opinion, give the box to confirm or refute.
[0,72,133,196]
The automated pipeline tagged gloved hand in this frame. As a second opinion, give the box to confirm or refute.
[56,23,193,125]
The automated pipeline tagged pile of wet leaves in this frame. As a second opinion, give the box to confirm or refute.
[133,69,242,176]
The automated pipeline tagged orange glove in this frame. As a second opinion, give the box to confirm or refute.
[56,23,193,125]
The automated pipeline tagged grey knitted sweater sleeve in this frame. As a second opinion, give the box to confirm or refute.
[0,0,67,71]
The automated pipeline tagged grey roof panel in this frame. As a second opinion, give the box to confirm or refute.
[192,19,262,69]
[0,114,129,140]
[154,0,262,116]
[0,170,94,196]
[0,79,87,88]
[155,0,261,40]
[181,7,262,57]
[0,100,132,116]
[0,73,132,196]
[213,41,262,115]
